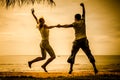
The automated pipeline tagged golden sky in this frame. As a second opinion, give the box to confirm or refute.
[0,0,120,55]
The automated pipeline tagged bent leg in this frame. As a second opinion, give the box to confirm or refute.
[68,41,79,74]
[41,44,56,72]
[28,45,46,68]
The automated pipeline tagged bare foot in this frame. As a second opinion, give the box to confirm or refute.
[68,69,73,74]
[28,61,32,68]
[41,65,48,72]
[94,68,98,75]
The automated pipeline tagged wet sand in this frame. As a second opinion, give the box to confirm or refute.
[0,71,120,80]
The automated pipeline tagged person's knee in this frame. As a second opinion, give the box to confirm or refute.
[67,56,74,64]
[53,55,56,59]
[51,55,56,59]
[41,56,46,60]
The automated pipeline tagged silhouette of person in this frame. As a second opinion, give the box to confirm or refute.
[28,8,56,72]
[57,3,98,74]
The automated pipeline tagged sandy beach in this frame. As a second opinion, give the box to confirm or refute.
[0,55,120,80]
[0,71,120,80]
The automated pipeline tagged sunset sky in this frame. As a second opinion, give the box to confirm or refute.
[0,0,120,55]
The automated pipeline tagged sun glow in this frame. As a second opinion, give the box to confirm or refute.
[0,0,120,55]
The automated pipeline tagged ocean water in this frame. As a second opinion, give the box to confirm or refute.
[0,55,120,72]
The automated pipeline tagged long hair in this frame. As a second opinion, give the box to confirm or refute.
[39,17,45,29]
[0,0,56,8]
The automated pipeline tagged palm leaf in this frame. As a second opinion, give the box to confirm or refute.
[0,0,56,8]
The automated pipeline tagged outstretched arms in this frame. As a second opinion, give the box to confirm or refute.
[57,24,73,28]
[31,8,39,24]
[47,24,73,29]
[45,25,65,29]
[80,3,85,20]
[46,25,57,29]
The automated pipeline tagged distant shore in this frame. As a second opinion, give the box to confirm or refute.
[0,71,120,80]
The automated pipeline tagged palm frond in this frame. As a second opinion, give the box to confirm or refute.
[0,0,55,8]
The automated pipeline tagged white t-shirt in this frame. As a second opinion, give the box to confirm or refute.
[72,19,86,40]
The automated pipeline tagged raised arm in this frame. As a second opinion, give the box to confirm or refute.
[80,3,85,20]
[31,8,39,24]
